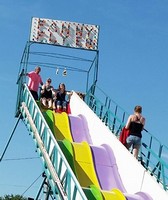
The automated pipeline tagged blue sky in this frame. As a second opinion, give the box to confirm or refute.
[0,0,168,197]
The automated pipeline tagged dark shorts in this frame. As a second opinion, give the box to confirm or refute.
[30,90,38,100]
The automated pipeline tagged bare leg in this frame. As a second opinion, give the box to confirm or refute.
[57,105,62,111]
[48,99,53,109]
[133,147,139,159]
[41,98,47,107]
[53,101,56,110]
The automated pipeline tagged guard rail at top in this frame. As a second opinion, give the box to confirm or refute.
[85,84,168,192]
[18,83,87,200]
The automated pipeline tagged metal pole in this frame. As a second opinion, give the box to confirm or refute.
[35,174,47,200]
[0,113,22,162]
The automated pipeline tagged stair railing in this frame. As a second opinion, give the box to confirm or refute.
[19,83,87,200]
[85,83,168,192]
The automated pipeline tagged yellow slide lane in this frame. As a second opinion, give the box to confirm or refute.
[53,112,73,142]
[47,112,126,200]
[101,188,126,200]
[71,142,126,199]
[72,141,100,188]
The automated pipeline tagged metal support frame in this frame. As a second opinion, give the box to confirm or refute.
[17,41,99,99]
[35,173,54,200]
[0,113,22,162]
[18,84,87,199]
[21,102,68,199]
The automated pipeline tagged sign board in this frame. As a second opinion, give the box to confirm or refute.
[30,17,99,50]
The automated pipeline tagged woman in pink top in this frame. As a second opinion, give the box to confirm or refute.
[27,66,43,100]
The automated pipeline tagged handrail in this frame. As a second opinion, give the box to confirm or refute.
[19,84,87,199]
[85,83,168,192]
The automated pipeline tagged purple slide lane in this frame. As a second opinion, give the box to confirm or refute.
[91,143,153,200]
[90,144,126,192]
[68,114,93,144]
[68,114,153,200]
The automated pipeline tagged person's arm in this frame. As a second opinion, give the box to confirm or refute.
[141,117,146,129]
[40,79,43,86]
[50,86,54,91]
[66,91,72,101]
[40,85,46,94]
[125,115,132,129]
[52,89,58,100]
[26,72,31,77]
[143,118,146,126]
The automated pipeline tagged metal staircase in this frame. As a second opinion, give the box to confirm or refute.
[85,83,168,192]
[16,82,87,200]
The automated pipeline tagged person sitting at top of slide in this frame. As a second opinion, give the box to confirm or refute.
[53,83,70,112]
[26,66,43,100]
[40,78,54,109]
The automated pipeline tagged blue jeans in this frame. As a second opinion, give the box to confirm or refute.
[126,135,141,149]
[56,100,67,108]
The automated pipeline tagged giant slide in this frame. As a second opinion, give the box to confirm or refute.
[68,92,168,200]
[43,107,153,199]
[20,85,168,199]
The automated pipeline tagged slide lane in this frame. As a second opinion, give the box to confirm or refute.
[68,114,93,144]
[58,139,126,200]
[69,113,153,200]
[90,144,153,200]
[43,110,126,199]
[43,110,73,142]
[43,110,125,199]
[43,110,152,200]
[72,141,100,188]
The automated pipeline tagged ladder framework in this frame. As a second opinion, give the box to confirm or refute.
[19,83,87,200]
